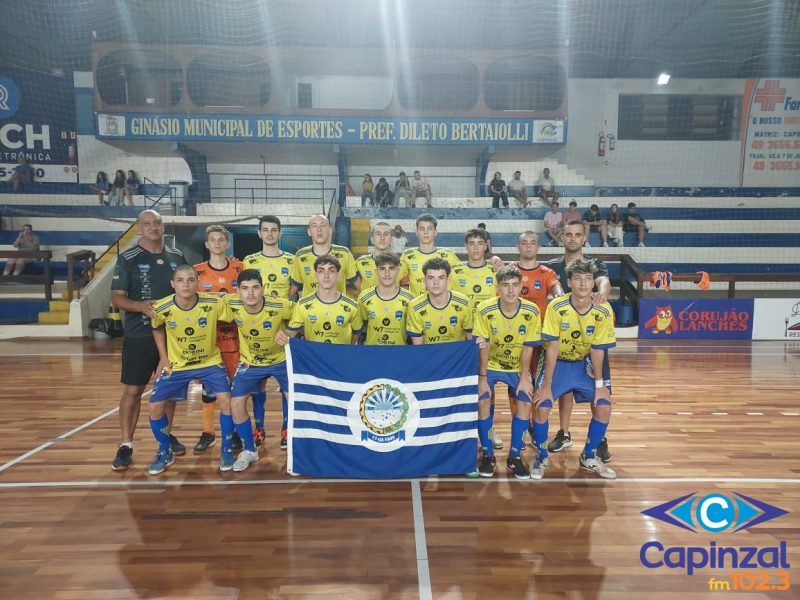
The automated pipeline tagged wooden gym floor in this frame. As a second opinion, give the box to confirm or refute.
[0,338,797,599]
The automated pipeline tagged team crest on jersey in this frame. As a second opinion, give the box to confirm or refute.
[198,317,207,327]
[169,262,177,269]
[586,325,595,335]
[450,316,458,326]
[561,322,570,329]
[486,277,493,285]
[394,310,403,320]
[304,266,311,273]
[458,279,467,286]
[309,314,317,322]
[263,322,272,330]
[281,267,289,276]
[156,259,164,265]
[519,325,527,335]
[534,280,542,289]
[491,327,498,334]
[348,380,420,452]
[336,315,345,326]
[411,264,419,270]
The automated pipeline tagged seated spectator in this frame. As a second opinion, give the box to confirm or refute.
[108,170,127,206]
[374,177,394,207]
[394,171,411,207]
[477,222,493,255]
[10,156,35,192]
[563,200,581,223]
[537,168,559,206]
[507,170,528,207]
[582,204,609,247]
[2,224,40,276]
[90,171,111,205]
[543,202,563,246]
[623,202,650,247]
[361,174,375,207]
[606,203,624,246]
[489,171,508,209]
[390,224,408,254]
[410,170,432,208]
[124,170,141,204]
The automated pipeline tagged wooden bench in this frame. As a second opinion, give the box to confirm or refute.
[0,250,54,300]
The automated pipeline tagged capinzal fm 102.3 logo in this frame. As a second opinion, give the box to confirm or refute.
[640,492,789,577]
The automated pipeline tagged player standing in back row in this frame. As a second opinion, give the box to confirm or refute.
[399,214,460,297]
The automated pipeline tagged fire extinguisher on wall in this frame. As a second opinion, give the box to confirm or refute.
[598,131,606,157]
[607,134,616,151]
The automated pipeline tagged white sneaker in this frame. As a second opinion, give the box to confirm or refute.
[530,456,550,480]
[489,426,504,449]
[638,242,646,247]
[232,449,259,472]
[579,452,617,479]
[585,241,592,247]
[602,242,609,247]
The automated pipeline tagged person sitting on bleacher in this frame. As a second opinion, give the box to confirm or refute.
[91,171,112,205]
[109,170,127,206]
[606,203,624,247]
[537,168,559,207]
[9,156,35,193]
[125,170,141,204]
[410,170,432,208]
[623,202,650,247]
[582,204,609,247]
[489,171,508,209]
[543,202,563,247]
[2,224,40,276]
[374,177,394,207]
[394,171,411,207]
[507,170,528,207]
[361,174,375,207]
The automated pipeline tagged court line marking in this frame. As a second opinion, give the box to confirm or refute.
[411,480,432,600]
[0,406,121,474]
[0,477,798,490]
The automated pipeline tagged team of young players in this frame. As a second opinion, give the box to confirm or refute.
[145,213,617,479]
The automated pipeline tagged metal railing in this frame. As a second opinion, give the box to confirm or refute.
[65,250,96,301]
[208,172,335,215]
[143,177,176,211]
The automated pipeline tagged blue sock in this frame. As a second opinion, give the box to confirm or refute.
[583,418,608,459]
[533,420,549,459]
[219,413,234,453]
[280,391,288,431]
[149,415,170,452]
[252,391,266,430]
[478,415,494,456]
[234,418,256,452]
[509,415,529,457]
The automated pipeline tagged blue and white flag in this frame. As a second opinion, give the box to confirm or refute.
[286,339,478,478]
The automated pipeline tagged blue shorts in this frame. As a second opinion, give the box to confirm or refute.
[150,364,230,403]
[535,359,609,405]
[535,349,613,393]
[230,362,289,398]
[486,369,532,403]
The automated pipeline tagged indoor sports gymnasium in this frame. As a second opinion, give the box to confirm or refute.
[0,1,798,598]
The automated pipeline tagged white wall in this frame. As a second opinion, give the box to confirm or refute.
[286,76,393,110]
[207,162,338,205]
[563,78,745,187]
[77,135,191,184]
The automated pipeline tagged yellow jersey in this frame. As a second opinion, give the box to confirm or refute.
[450,261,497,311]
[358,286,415,345]
[541,294,616,361]
[224,295,294,367]
[473,298,542,372]
[290,244,359,297]
[406,290,473,344]
[399,247,461,297]
[241,251,295,299]
[288,293,363,344]
[151,293,233,371]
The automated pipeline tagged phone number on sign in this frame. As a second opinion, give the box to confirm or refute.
[751,161,800,171]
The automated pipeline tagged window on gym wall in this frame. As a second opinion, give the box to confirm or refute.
[96,49,183,106]
[187,53,271,107]
[618,95,742,140]
[397,57,479,110]
[483,57,566,111]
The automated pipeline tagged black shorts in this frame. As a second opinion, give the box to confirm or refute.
[120,335,160,386]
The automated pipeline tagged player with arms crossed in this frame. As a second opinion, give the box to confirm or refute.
[358,252,415,346]
[473,266,542,479]
[531,258,617,480]
[149,265,235,474]
[223,269,294,472]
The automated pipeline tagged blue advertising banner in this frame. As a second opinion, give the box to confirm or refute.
[638,299,754,340]
[96,112,567,145]
[0,70,78,183]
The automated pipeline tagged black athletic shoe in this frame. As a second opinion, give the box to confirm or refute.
[280,428,288,451]
[506,456,530,480]
[596,438,612,463]
[169,434,186,456]
[193,432,216,454]
[478,452,496,478]
[547,429,573,453]
[112,445,133,471]
[232,431,243,454]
